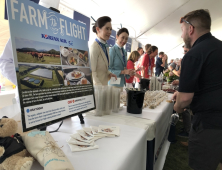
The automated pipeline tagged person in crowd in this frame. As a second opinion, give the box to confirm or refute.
[135,47,144,67]
[135,44,151,86]
[164,54,168,70]
[171,45,190,84]
[155,51,166,76]
[125,51,141,88]
[90,16,117,85]
[108,28,134,89]
[137,47,144,56]
[182,45,190,54]
[173,9,222,170]
[169,59,174,65]
[135,45,158,88]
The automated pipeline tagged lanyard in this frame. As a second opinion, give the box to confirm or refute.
[95,39,109,64]
[148,55,151,67]
[121,48,126,65]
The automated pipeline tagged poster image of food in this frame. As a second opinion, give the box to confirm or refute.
[6,0,95,131]
[60,46,89,67]
[63,67,92,86]
[15,37,61,65]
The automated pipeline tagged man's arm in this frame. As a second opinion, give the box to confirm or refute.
[172,69,180,77]
[140,55,147,78]
[160,60,166,67]
[174,92,194,113]
[0,39,17,85]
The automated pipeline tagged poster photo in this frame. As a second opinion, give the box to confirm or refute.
[18,64,64,90]
[63,67,92,86]
[15,37,61,65]
[60,46,89,67]
[6,0,95,131]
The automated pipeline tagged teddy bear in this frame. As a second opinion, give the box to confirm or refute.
[0,116,34,170]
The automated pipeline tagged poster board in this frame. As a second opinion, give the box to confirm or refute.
[73,10,90,41]
[6,0,95,131]
[125,37,132,52]
[107,30,116,47]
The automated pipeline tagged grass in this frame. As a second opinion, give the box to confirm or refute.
[17,52,61,65]
[19,66,62,89]
[163,121,220,170]
[19,65,31,72]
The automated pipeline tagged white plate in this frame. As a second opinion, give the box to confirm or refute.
[66,71,85,81]
[77,79,91,85]
[60,46,72,57]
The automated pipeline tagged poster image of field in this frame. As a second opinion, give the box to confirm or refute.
[63,67,92,86]
[15,37,61,65]
[18,64,64,90]
[60,46,89,67]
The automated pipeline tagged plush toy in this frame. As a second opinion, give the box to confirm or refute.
[0,116,33,170]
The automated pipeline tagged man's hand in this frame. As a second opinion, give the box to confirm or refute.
[172,80,179,85]
[174,102,184,113]
[171,91,178,101]
[168,65,173,71]
[135,67,142,72]
[109,73,117,80]
[169,72,174,76]
[163,69,169,74]
[123,69,134,76]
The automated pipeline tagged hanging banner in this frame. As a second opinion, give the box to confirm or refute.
[125,37,132,52]
[6,0,95,132]
[107,30,116,47]
[73,11,90,41]
[4,0,40,20]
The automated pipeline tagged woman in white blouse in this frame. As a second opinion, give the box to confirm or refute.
[90,16,117,85]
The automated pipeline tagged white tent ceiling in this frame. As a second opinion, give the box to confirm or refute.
[1,0,222,59]
[60,0,222,59]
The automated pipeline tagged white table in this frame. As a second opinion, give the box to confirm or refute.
[0,95,173,170]
[85,96,174,170]
[31,116,148,170]
[0,89,16,108]
[118,98,174,170]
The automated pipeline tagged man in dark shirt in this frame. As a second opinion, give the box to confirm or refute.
[155,52,166,76]
[173,9,222,170]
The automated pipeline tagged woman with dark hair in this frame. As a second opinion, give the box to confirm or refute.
[90,16,117,85]
[135,46,158,88]
[125,51,142,88]
[108,28,134,89]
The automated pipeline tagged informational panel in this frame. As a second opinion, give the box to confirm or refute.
[6,0,95,131]
[125,37,132,52]
[107,30,116,47]
[73,11,90,41]
[4,0,39,20]
[138,42,143,48]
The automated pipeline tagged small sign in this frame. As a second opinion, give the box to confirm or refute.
[107,30,116,47]
[109,77,121,85]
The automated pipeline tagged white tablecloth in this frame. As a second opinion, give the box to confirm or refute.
[117,98,174,170]
[85,96,173,170]
[31,117,147,170]
[0,94,173,170]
